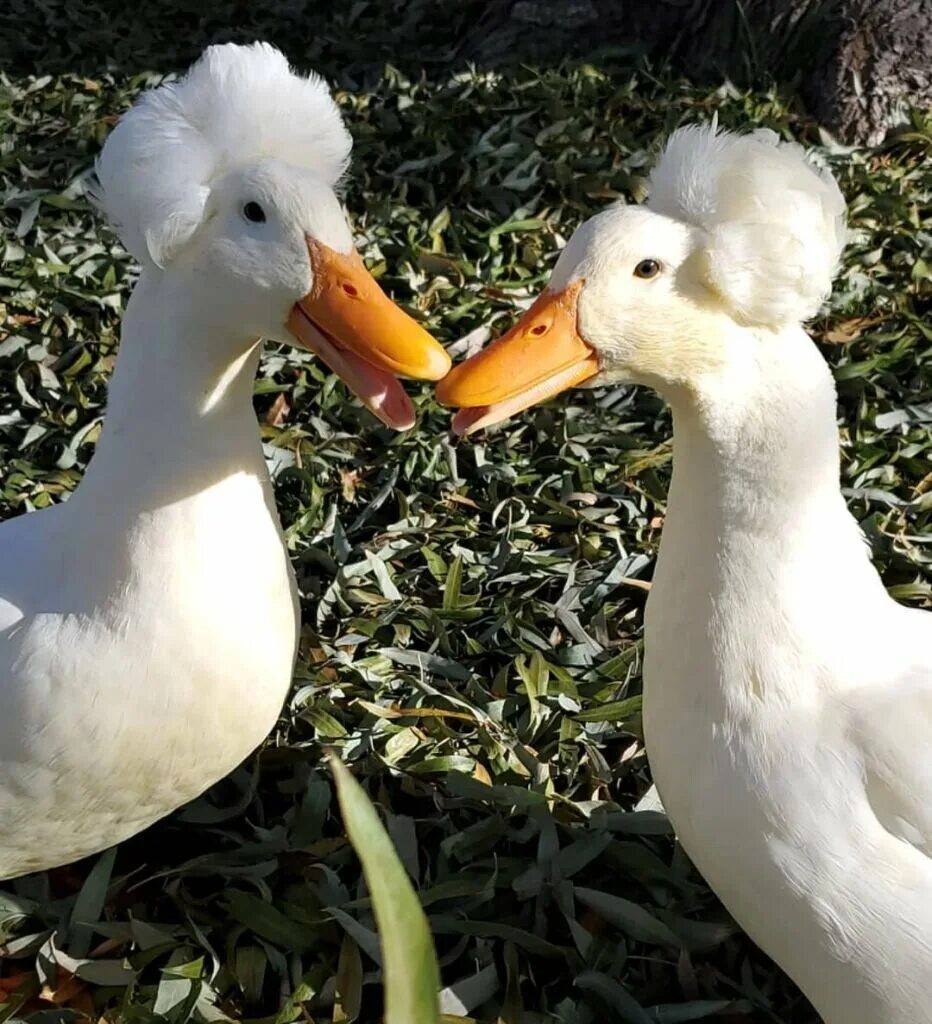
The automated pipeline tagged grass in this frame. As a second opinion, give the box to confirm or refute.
[1,2,931,1022]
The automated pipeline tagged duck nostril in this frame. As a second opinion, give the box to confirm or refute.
[530,323,548,336]
[342,282,359,298]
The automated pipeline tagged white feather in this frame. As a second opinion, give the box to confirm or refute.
[647,124,847,327]
[89,42,351,266]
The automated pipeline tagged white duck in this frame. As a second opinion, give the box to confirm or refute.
[0,43,450,880]
[438,125,932,1024]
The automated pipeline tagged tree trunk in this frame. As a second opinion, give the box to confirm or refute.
[806,0,932,144]
[467,0,932,145]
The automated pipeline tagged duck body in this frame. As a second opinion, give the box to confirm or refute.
[643,325,932,1024]
[437,124,932,1022]
[0,274,299,878]
[0,42,451,878]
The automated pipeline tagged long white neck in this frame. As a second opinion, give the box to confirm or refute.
[75,268,268,517]
[648,324,888,706]
[665,325,845,547]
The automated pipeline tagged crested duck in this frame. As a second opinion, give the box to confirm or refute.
[437,125,932,1024]
[0,42,450,880]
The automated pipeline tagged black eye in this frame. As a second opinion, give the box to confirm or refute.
[634,258,661,279]
[242,201,267,224]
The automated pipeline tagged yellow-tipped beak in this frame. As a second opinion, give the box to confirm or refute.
[287,238,451,430]
[436,279,599,434]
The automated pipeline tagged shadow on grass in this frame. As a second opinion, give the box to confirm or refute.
[1,0,833,92]
[3,0,498,82]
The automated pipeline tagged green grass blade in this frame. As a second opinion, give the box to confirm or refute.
[330,755,441,1024]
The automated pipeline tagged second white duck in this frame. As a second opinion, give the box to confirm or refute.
[438,125,932,1024]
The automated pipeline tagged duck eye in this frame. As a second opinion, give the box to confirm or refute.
[242,201,267,224]
[634,258,661,279]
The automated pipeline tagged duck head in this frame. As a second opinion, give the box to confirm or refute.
[437,124,845,433]
[92,42,450,430]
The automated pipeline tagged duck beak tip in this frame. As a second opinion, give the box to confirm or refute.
[438,280,597,431]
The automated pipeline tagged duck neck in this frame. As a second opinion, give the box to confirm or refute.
[665,326,843,545]
[652,324,879,625]
[76,268,268,514]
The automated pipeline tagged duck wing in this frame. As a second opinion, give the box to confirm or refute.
[850,616,932,856]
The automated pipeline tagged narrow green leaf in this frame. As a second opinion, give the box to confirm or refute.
[331,756,441,1024]
[649,999,749,1022]
[576,971,653,1024]
[224,892,320,952]
[575,887,681,948]
[333,933,363,1024]
[68,846,115,959]
[573,696,642,723]
[442,554,464,611]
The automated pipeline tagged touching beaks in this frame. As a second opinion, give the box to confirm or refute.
[435,279,599,435]
[287,238,451,431]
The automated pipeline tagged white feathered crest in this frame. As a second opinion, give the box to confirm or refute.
[647,124,846,327]
[90,43,351,267]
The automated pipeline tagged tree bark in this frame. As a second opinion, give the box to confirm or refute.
[467,0,932,145]
[806,0,932,144]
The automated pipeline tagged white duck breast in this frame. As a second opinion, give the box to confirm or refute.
[439,125,932,1024]
[0,42,450,879]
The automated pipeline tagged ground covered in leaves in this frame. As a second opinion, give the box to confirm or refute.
[1,2,930,1022]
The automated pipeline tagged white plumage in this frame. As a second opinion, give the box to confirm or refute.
[647,125,847,327]
[437,122,932,1024]
[91,42,351,266]
[611,129,932,1024]
[0,42,447,879]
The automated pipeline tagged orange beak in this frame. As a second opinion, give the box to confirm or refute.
[287,239,451,430]
[436,279,599,434]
